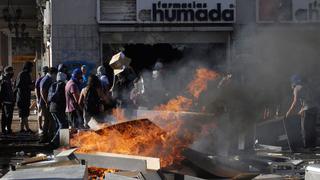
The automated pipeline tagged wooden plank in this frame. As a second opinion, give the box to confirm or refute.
[105,173,138,180]
[75,152,160,171]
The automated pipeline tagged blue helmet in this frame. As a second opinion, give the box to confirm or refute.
[290,74,302,86]
[72,68,82,78]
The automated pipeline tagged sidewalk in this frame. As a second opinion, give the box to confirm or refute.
[0,109,53,177]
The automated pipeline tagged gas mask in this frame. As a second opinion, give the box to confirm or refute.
[152,70,159,79]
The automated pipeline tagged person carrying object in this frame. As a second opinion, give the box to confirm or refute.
[109,52,137,108]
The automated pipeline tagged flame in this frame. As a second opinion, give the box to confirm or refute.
[71,68,219,168]
[155,96,193,112]
[187,68,219,98]
[88,167,118,179]
[112,108,127,123]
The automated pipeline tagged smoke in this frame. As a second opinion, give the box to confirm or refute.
[189,25,320,155]
[117,25,320,156]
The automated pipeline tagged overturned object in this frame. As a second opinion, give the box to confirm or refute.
[183,148,259,178]
[2,164,88,180]
[76,152,160,171]
[109,52,131,75]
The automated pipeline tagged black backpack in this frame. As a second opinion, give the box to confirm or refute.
[84,87,101,116]
[48,82,62,103]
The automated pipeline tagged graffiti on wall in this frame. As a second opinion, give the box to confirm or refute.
[61,50,99,74]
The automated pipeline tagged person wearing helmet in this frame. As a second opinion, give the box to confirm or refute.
[0,66,15,134]
[286,74,318,148]
[65,68,83,129]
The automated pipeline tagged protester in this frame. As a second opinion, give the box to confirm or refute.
[0,66,15,134]
[49,72,68,145]
[81,65,88,88]
[96,65,114,112]
[65,68,83,129]
[35,66,49,133]
[110,53,136,108]
[78,75,104,127]
[39,67,58,143]
[286,75,318,148]
[16,62,34,133]
[96,65,110,92]
[130,76,145,107]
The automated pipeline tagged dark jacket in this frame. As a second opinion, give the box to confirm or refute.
[49,81,66,113]
[0,75,14,104]
[15,70,33,108]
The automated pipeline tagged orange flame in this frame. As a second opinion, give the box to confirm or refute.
[112,108,127,123]
[187,68,219,99]
[88,167,118,179]
[155,96,193,112]
[71,68,219,168]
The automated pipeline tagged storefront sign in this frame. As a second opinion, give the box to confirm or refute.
[257,0,320,23]
[137,0,236,23]
[293,0,320,22]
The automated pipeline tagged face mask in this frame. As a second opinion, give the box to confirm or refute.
[152,71,159,79]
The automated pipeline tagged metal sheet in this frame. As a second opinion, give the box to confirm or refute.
[1,164,88,180]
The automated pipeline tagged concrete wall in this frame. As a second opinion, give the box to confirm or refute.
[51,0,100,70]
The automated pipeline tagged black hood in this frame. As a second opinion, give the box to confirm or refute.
[23,61,33,72]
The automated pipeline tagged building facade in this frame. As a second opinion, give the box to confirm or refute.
[45,0,246,73]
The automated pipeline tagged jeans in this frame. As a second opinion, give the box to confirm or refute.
[42,107,54,140]
[67,110,84,129]
[51,112,68,143]
[1,104,14,133]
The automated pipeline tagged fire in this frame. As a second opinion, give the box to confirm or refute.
[112,108,127,123]
[187,68,219,98]
[71,68,219,168]
[88,167,118,179]
[155,96,193,112]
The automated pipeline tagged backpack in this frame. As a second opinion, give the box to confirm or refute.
[84,87,101,116]
[48,82,60,103]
